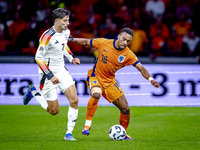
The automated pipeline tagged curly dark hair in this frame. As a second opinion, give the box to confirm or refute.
[120,27,134,37]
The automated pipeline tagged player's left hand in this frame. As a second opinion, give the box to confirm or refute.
[151,80,160,88]
[72,58,80,66]
[68,35,73,42]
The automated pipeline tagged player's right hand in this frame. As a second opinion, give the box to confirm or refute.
[151,80,160,88]
[50,76,60,85]
[72,58,80,66]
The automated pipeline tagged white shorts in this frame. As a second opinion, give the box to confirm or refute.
[39,68,75,101]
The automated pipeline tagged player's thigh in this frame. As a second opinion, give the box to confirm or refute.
[63,84,79,108]
[42,87,59,113]
[56,68,78,105]
[103,81,124,103]
[63,84,78,100]
[86,76,102,96]
[57,68,75,94]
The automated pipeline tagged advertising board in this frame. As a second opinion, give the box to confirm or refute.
[0,64,199,106]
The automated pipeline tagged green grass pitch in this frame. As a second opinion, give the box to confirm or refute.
[0,105,200,150]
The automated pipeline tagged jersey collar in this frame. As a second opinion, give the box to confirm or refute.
[113,39,124,51]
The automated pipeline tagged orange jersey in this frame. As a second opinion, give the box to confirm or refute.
[88,38,139,88]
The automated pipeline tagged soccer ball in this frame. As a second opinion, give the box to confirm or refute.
[109,125,126,140]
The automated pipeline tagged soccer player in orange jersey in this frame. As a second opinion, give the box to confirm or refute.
[69,27,160,140]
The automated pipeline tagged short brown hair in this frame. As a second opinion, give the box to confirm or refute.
[52,8,70,22]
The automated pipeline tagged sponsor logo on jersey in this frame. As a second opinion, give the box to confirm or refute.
[93,80,98,84]
[39,46,44,51]
[118,55,125,63]
[55,40,59,44]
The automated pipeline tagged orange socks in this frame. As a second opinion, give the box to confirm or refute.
[119,112,130,131]
[86,96,130,131]
[86,97,99,120]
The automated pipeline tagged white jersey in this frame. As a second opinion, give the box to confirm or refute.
[35,26,73,80]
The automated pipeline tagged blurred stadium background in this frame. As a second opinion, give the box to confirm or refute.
[0,0,200,106]
[0,1,200,149]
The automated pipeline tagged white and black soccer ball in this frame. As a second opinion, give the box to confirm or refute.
[109,125,126,140]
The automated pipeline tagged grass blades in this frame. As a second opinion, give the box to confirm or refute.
[0,105,200,150]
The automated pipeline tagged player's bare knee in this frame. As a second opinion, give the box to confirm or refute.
[48,108,59,115]
[52,111,59,115]
[92,92,101,100]
[91,87,102,100]
[49,110,59,115]
[121,107,130,115]
[70,97,79,109]
[72,96,79,104]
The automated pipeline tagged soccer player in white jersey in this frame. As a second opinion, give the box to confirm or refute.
[23,8,80,141]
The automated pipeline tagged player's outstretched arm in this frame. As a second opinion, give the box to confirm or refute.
[135,63,160,88]
[69,36,91,47]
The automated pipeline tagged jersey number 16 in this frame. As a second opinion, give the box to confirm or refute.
[101,54,108,64]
